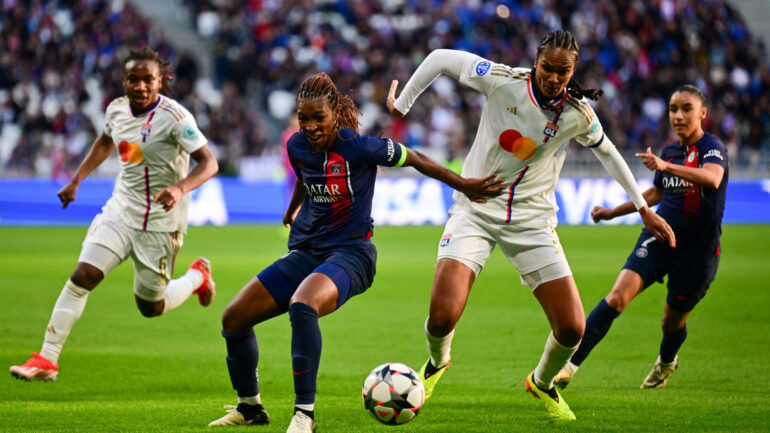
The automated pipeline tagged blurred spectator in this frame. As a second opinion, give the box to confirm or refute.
[2,0,768,177]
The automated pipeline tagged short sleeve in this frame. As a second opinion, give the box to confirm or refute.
[700,138,728,168]
[103,105,114,138]
[573,102,605,148]
[170,105,207,154]
[286,133,303,181]
[358,136,406,167]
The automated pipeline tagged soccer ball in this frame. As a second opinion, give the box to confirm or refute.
[361,362,425,425]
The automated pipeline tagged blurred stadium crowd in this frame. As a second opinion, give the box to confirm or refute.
[1,0,768,178]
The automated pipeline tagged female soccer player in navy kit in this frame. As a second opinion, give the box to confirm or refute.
[554,85,728,389]
[208,72,503,432]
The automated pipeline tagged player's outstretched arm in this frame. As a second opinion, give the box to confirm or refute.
[387,50,475,118]
[590,138,675,247]
[58,132,114,209]
[635,147,724,189]
[154,144,218,212]
[591,186,663,223]
[402,148,504,203]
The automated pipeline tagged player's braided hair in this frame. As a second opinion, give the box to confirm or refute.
[536,30,603,101]
[297,72,361,133]
[123,47,172,96]
[674,84,707,107]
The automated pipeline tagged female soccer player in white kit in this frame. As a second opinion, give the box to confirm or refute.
[387,30,676,421]
[10,47,219,382]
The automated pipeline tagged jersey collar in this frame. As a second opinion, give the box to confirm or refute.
[527,72,568,112]
[128,95,163,117]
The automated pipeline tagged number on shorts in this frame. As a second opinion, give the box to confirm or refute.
[159,256,167,276]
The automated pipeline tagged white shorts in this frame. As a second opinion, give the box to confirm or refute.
[437,206,572,290]
[78,213,184,301]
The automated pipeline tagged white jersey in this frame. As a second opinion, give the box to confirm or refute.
[101,95,207,234]
[395,50,611,228]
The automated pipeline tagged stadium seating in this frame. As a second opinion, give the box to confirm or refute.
[1,0,768,177]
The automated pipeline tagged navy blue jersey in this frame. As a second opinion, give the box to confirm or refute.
[651,133,728,252]
[287,128,406,250]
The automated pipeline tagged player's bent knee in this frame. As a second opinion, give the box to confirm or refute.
[605,292,630,312]
[135,295,164,317]
[69,263,104,290]
[427,314,456,337]
[661,318,686,334]
[554,324,584,347]
[221,307,249,334]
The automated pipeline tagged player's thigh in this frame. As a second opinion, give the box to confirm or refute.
[77,214,131,278]
[665,249,720,313]
[436,206,495,277]
[256,249,320,312]
[130,230,183,302]
[605,269,646,312]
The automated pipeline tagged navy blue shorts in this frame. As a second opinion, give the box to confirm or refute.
[256,241,377,311]
[623,231,720,313]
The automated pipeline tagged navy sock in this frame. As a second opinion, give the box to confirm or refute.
[571,298,621,366]
[659,325,687,363]
[223,328,260,397]
[289,302,321,406]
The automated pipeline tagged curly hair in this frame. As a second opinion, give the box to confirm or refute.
[123,47,172,96]
[296,72,360,132]
[536,30,603,101]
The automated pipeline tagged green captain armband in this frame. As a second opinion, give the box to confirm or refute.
[394,143,408,167]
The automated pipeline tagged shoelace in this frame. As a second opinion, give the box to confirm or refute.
[222,405,238,414]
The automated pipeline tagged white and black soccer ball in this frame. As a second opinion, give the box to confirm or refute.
[362,362,425,425]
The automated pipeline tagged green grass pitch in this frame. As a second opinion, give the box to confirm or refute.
[1,224,768,432]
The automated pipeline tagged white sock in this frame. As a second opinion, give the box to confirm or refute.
[41,280,90,364]
[425,317,454,368]
[161,268,203,314]
[533,332,579,390]
[238,394,262,405]
[295,403,314,412]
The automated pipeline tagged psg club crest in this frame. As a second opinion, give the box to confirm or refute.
[636,247,648,258]
[330,163,342,175]
[440,234,451,247]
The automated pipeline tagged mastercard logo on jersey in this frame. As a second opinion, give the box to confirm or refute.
[119,140,144,164]
[498,129,536,160]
